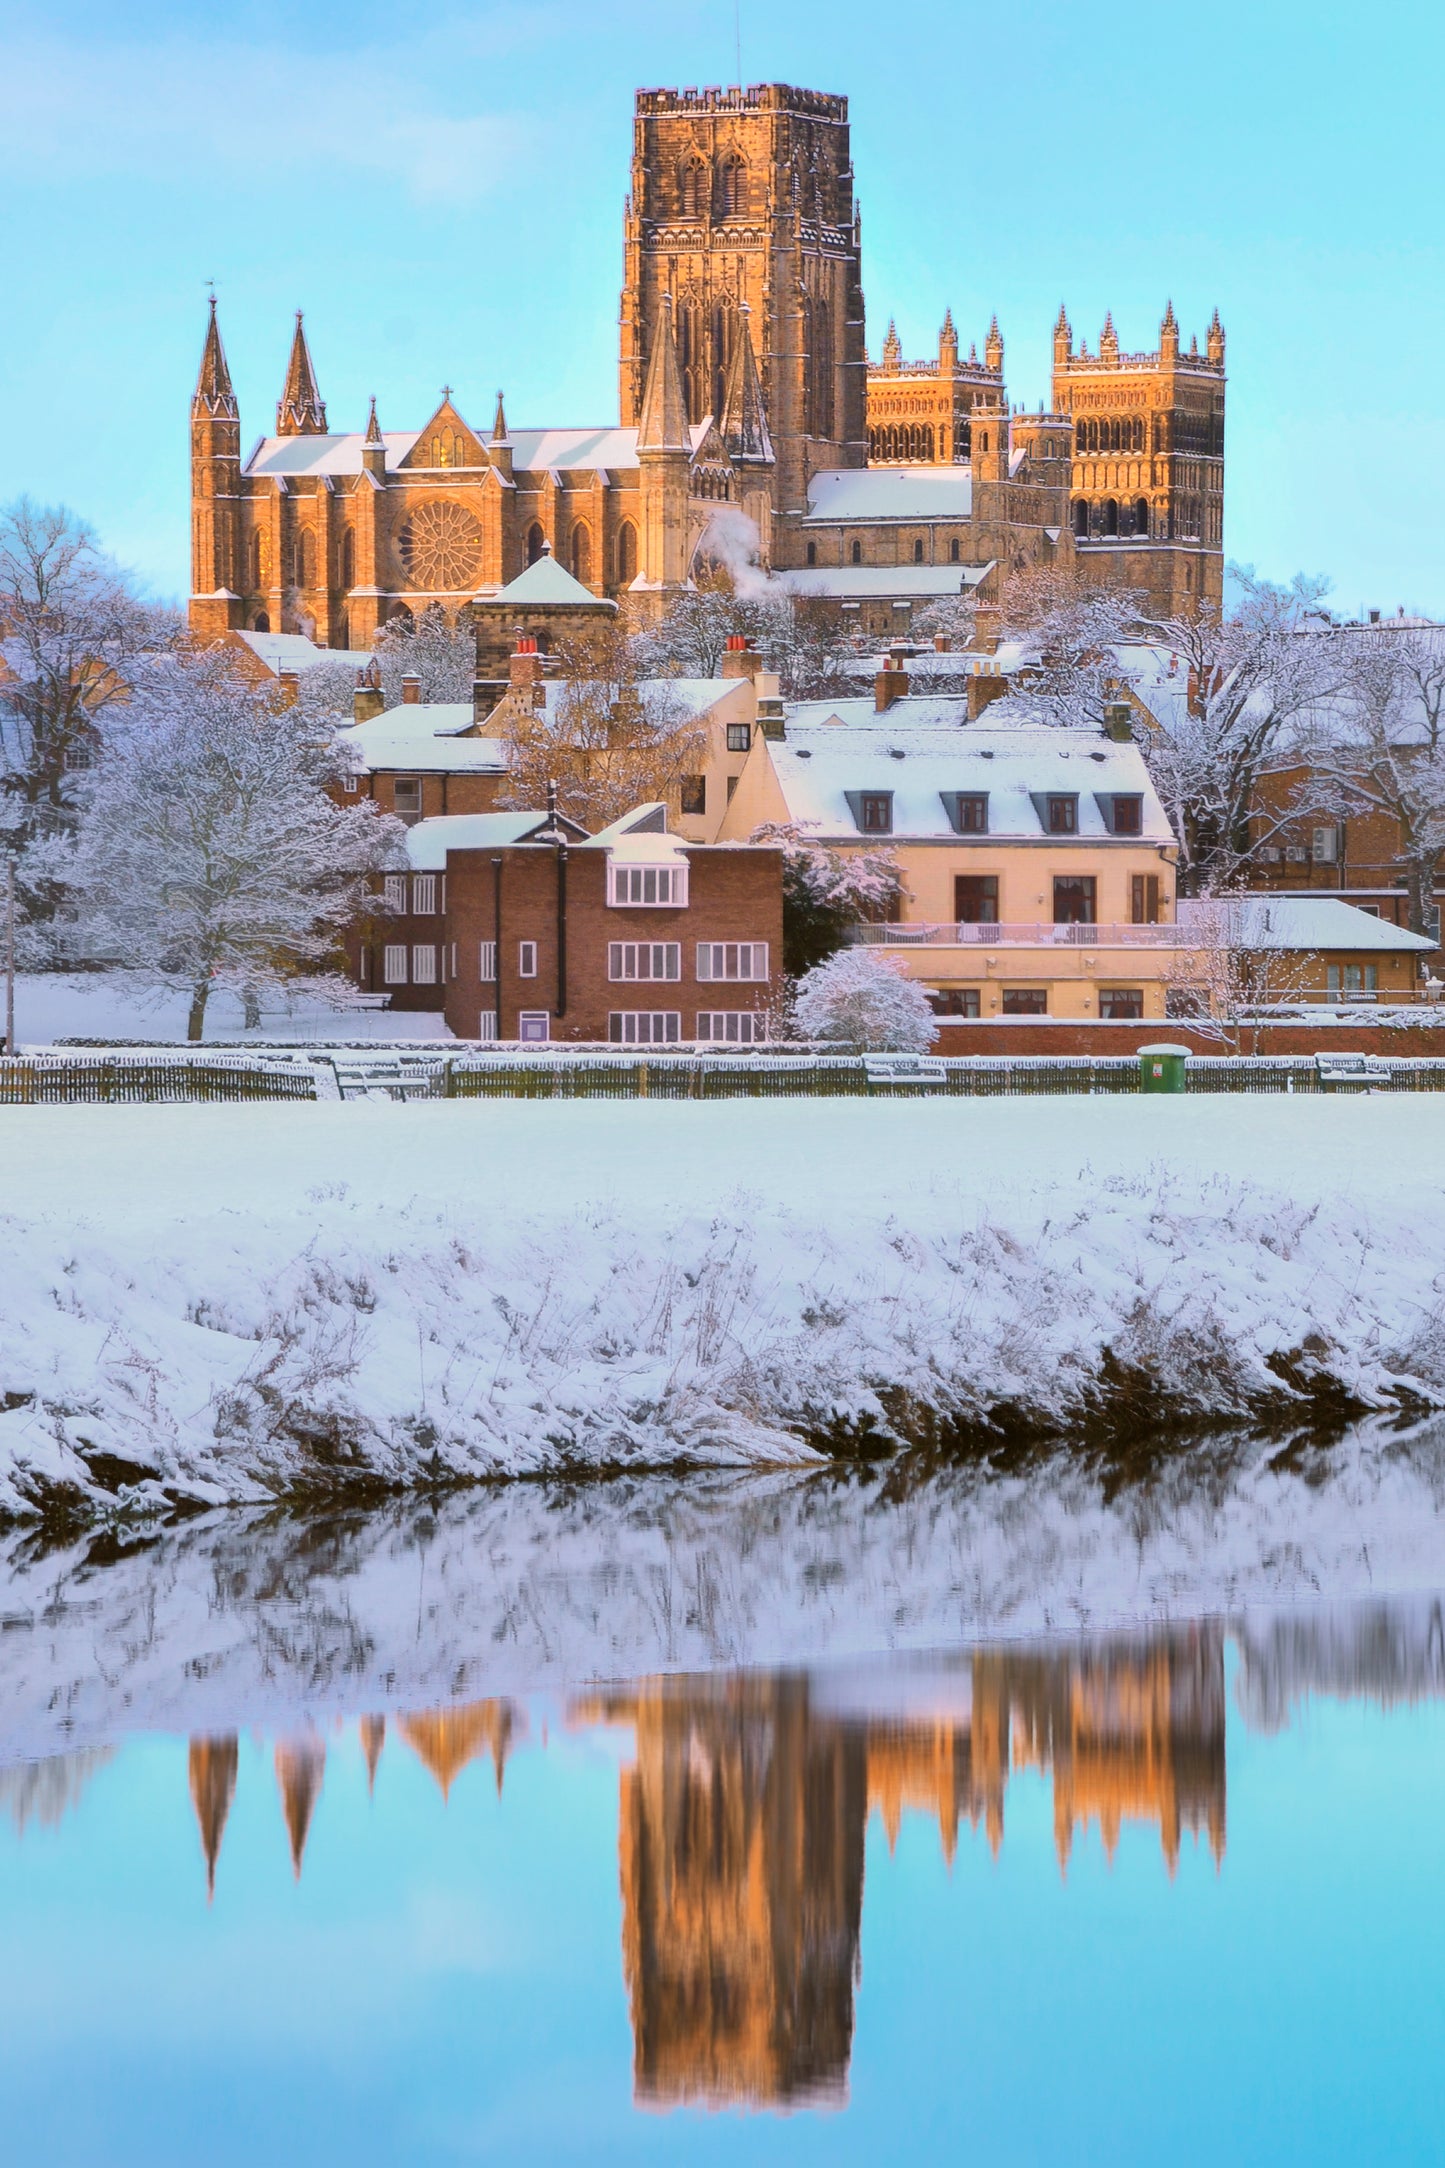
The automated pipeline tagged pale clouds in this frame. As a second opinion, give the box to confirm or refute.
[1,29,533,203]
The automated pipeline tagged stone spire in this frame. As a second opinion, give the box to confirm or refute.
[189,1736,238,1901]
[1053,303,1073,366]
[1159,299,1179,361]
[720,307,774,465]
[1100,309,1119,359]
[985,314,1003,373]
[276,310,327,436]
[636,294,690,454]
[192,296,237,421]
[491,389,510,444]
[364,393,383,446]
[938,308,958,370]
[881,318,902,369]
[1207,308,1226,365]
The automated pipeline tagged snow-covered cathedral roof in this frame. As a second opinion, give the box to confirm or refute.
[803,467,975,523]
[243,419,716,480]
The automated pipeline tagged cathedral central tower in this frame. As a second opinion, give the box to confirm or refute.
[620,83,867,563]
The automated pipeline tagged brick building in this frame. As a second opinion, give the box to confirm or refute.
[357,804,783,1044]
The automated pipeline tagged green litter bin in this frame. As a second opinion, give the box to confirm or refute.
[1139,1042,1190,1094]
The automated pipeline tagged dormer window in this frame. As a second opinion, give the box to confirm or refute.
[610,863,689,907]
[844,790,893,835]
[1045,793,1077,834]
[1098,793,1143,835]
[941,791,988,834]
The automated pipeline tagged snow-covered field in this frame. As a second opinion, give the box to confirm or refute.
[10,971,453,1045]
[3,1096,1445,1520]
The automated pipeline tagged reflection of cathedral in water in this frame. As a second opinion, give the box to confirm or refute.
[581,1624,1227,2109]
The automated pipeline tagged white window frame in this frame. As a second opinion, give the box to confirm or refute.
[412,874,438,915]
[518,1011,550,1043]
[608,1011,682,1045]
[342,772,360,793]
[476,1012,498,1042]
[608,941,681,982]
[696,1011,766,1045]
[383,944,408,985]
[383,874,407,912]
[609,862,689,908]
[725,722,752,753]
[696,942,769,983]
[393,778,422,817]
[519,940,538,978]
[479,941,497,983]
[411,945,438,985]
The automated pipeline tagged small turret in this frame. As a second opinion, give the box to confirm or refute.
[1053,303,1073,367]
[190,296,243,628]
[276,311,327,436]
[361,394,386,478]
[938,308,958,373]
[720,306,774,465]
[1159,299,1179,362]
[985,313,1004,375]
[881,318,902,370]
[1100,310,1119,361]
[488,388,514,479]
[636,294,691,593]
[1207,308,1226,365]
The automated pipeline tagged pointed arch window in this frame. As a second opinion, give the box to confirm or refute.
[295,528,315,590]
[717,154,748,220]
[679,158,708,219]
[571,524,592,586]
[339,528,355,590]
[527,523,546,565]
[616,520,637,585]
[249,530,265,591]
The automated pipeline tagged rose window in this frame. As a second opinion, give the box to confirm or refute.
[398,500,483,590]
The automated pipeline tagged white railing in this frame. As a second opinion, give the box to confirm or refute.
[847,920,1188,948]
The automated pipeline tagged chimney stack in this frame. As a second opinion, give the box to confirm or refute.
[277,668,299,707]
[352,659,384,725]
[510,634,544,691]
[933,633,951,653]
[967,668,1009,721]
[400,673,422,705]
[720,632,761,680]
[875,656,910,713]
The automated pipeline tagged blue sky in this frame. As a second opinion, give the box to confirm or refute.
[3,0,1441,615]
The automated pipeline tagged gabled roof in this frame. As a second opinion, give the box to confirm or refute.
[399,396,488,469]
[804,466,975,523]
[1182,897,1437,954]
[583,803,686,855]
[231,629,372,675]
[781,565,988,601]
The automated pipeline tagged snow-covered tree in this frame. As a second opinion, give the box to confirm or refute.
[0,497,177,851]
[499,619,707,830]
[1306,627,1445,936]
[997,564,1146,735]
[372,604,475,707]
[52,647,404,1039]
[633,578,856,698]
[1142,572,1342,894]
[750,821,901,974]
[793,946,936,1053]
[1166,896,1317,1054]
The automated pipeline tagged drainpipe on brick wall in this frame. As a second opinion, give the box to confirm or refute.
[491,856,504,1040]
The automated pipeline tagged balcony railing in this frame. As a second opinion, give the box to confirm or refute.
[847,920,1188,948]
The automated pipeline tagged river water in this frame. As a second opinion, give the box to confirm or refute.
[3,1430,1445,2163]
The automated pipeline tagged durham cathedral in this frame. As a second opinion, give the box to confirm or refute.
[189,82,1226,650]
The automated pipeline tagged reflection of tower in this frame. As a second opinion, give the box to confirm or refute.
[398,1701,524,1800]
[359,1714,386,1793]
[188,1736,239,1899]
[275,1732,326,1880]
[585,1675,867,2110]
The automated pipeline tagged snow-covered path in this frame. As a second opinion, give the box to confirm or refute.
[2,1097,1445,1517]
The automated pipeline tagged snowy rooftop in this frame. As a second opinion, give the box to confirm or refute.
[781,564,989,601]
[338,707,507,774]
[804,467,975,524]
[1181,897,1438,954]
[232,630,372,674]
[405,813,567,868]
[784,694,973,729]
[528,677,743,725]
[491,551,611,607]
[242,420,718,481]
[769,724,1172,842]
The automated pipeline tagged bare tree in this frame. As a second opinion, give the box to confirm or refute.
[51,648,404,1040]
[1307,627,1445,937]
[1142,573,1342,894]
[0,498,177,851]
[749,821,901,975]
[372,604,475,707]
[498,620,707,830]
[996,563,1146,734]
[1167,897,1316,1054]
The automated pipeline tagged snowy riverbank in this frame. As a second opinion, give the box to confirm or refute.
[3,1097,1445,1521]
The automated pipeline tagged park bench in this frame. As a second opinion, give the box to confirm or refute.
[1314,1050,1392,1093]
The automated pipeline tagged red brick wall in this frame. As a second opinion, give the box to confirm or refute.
[931,1019,1445,1056]
[442,843,783,1042]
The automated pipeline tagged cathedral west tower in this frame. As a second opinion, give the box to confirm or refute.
[620,84,867,568]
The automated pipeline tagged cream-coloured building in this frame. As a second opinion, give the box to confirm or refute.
[718,701,1183,1021]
